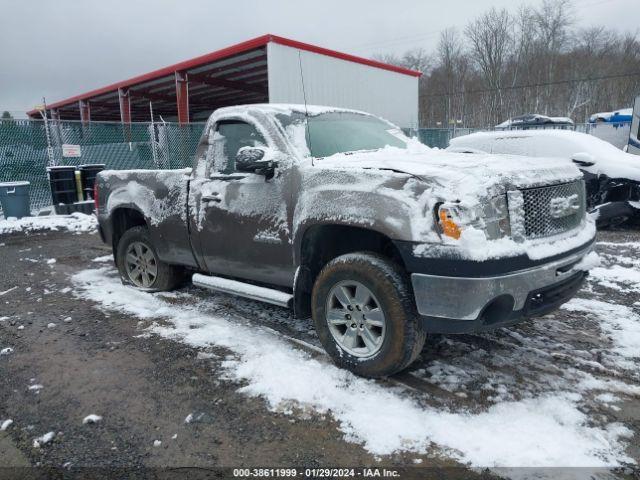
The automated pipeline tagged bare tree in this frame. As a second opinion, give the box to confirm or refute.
[434,28,468,126]
[373,48,432,74]
[376,0,640,128]
[465,8,514,124]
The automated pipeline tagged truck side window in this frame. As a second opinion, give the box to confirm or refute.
[213,121,267,174]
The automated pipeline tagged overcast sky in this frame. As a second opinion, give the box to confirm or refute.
[0,0,636,116]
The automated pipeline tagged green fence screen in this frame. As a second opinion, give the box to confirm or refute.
[0,119,206,215]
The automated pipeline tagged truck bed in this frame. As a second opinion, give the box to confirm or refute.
[96,168,197,267]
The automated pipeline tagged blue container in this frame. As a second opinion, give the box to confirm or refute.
[0,181,31,219]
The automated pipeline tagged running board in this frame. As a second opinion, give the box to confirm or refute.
[192,273,293,308]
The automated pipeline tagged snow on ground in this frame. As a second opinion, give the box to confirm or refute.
[0,419,13,431]
[71,252,639,468]
[563,298,640,361]
[589,265,640,292]
[0,213,97,235]
[82,414,102,425]
[91,255,112,263]
[0,287,18,296]
[33,431,55,448]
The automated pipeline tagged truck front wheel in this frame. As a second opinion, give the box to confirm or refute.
[116,226,183,292]
[311,252,426,378]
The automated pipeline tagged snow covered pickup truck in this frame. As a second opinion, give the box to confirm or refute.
[95,104,597,377]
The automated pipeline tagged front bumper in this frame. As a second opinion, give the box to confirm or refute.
[410,243,593,333]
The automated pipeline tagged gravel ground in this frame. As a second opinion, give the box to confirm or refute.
[0,227,639,479]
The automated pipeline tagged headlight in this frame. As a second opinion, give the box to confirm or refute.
[484,195,511,239]
[435,196,510,241]
[437,205,462,239]
[435,202,478,240]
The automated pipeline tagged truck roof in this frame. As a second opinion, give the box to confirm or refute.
[213,103,374,118]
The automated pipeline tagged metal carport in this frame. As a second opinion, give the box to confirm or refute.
[28,34,420,128]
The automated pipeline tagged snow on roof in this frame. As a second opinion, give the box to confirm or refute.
[496,114,574,128]
[215,103,373,118]
[589,108,633,123]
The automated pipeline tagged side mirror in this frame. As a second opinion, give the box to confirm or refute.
[236,146,276,176]
[571,152,595,167]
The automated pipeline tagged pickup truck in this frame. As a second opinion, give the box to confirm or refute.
[95,104,597,378]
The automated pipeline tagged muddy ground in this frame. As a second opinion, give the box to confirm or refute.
[0,228,639,479]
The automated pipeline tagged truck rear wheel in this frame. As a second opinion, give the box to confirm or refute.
[311,252,426,378]
[116,226,183,292]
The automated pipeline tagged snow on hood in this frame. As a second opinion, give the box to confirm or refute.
[317,143,581,203]
[449,129,640,182]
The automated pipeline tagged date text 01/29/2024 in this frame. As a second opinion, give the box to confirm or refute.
[232,468,401,477]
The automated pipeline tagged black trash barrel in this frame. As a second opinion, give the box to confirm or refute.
[0,181,31,219]
[47,166,78,214]
[78,164,105,201]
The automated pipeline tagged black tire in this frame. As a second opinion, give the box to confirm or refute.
[311,252,426,378]
[597,215,629,230]
[116,226,183,292]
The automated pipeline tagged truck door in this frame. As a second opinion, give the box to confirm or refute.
[189,119,295,287]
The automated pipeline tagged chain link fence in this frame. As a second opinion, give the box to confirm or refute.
[0,117,632,216]
[0,118,205,215]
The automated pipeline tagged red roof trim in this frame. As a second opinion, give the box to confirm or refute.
[267,35,422,78]
[28,34,420,116]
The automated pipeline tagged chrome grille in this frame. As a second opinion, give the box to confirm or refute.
[520,180,586,239]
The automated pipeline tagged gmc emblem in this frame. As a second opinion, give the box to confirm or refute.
[549,194,580,218]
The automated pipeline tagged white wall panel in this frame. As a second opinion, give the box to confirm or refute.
[267,43,418,129]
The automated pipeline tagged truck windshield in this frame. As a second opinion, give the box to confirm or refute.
[278,111,409,158]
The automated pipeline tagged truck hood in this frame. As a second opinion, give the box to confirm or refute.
[316,145,582,201]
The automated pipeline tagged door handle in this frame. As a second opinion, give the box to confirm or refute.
[209,175,246,181]
[202,193,221,203]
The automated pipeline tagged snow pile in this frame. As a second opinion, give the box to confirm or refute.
[71,266,633,467]
[1,347,13,355]
[0,212,97,235]
[82,414,102,425]
[33,431,55,448]
[0,419,13,431]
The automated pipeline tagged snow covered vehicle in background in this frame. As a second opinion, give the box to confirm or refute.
[94,104,596,377]
[628,95,640,155]
[495,114,574,130]
[589,107,633,124]
[449,129,640,228]
[589,104,635,151]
